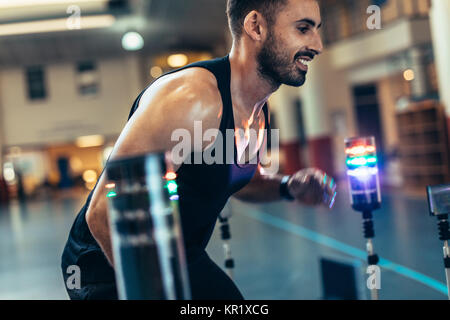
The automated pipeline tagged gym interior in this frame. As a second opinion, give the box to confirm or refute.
[0,0,449,300]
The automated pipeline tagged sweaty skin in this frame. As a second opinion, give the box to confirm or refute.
[86,0,334,266]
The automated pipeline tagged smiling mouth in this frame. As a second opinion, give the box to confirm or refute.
[296,57,311,71]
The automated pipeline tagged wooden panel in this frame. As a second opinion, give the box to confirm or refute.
[396,101,450,194]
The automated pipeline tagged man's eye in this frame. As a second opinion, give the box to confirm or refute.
[298,27,309,34]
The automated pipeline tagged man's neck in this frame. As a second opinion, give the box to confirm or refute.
[228,44,280,119]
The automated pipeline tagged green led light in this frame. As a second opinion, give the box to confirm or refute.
[166,181,178,194]
[347,157,367,166]
[106,191,117,198]
[346,156,378,167]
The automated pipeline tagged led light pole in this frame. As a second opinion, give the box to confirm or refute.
[219,204,234,279]
[105,153,190,300]
[426,184,450,300]
[345,136,381,300]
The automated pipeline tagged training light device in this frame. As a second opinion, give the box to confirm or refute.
[165,172,179,201]
[427,184,450,299]
[345,136,381,300]
[219,204,235,279]
[345,136,381,212]
[105,153,190,300]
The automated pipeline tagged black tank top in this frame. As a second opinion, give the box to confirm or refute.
[62,55,270,283]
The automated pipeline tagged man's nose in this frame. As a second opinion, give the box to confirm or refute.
[308,32,324,56]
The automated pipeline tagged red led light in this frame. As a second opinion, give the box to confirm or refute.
[165,172,177,180]
[345,145,376,156]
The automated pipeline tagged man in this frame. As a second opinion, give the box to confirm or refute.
[62,0,335,300]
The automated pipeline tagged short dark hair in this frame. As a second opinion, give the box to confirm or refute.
[226,0,288,40]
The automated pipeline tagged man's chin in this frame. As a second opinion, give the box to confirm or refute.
[283,77,306,87]
[282,70,306,87]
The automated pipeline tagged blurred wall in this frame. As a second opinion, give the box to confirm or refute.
[377,73,411,152]
[0,54,142,147]
[430,0,450,125]
[328,18,432,71]
[0,88,4,167]
[300,51,355,178]
[45,144,103,185]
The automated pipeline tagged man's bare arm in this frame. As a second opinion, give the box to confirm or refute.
[233,166,337,207]
[85,68,222,266]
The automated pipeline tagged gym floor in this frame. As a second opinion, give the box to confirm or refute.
[0,183,447,300]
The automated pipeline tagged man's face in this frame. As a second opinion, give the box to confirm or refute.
[257,0,323,87]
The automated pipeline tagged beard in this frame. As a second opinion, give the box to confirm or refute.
[257,29,307,88]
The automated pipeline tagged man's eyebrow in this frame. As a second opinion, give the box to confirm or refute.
[296,18,322,29]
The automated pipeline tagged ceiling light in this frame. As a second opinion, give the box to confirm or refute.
[167,54,188,68]
[0,15,115,37]
[0,0,108,9]
[403,69,415,81]
[121,31,144,51]
[75,135,105,148]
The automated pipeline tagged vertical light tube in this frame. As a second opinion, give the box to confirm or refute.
[105,153,190,300]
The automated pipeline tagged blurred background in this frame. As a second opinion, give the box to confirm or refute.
[0,0,449,300]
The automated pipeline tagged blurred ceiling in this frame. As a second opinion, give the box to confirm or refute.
[0,0,229,67]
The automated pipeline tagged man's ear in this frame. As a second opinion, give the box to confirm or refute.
[243,10,267,42]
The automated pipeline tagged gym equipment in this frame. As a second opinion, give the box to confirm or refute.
[345,136,381,300]
[105,152,191,300]
[426,184,450,300]
[219,203,234,279]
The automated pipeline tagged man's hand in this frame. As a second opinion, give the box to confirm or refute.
[287,168,337,208]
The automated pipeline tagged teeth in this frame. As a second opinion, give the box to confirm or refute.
[298,59,310,66]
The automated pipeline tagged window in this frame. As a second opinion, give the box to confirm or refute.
[26,66,47,100]
[76,61,99,96]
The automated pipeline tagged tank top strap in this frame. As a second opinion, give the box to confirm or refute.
[262,103,270,129]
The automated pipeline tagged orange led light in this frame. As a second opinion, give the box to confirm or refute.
[345,145,376,156]
[105,183,116,189]
[165,172,177,180]
[346,146,366,156]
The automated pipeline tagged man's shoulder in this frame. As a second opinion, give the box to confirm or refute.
[136,67,223,130]
[152,67,220,101]
[141,67,222,117]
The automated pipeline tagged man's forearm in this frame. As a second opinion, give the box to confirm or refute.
[233,173,285,203]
